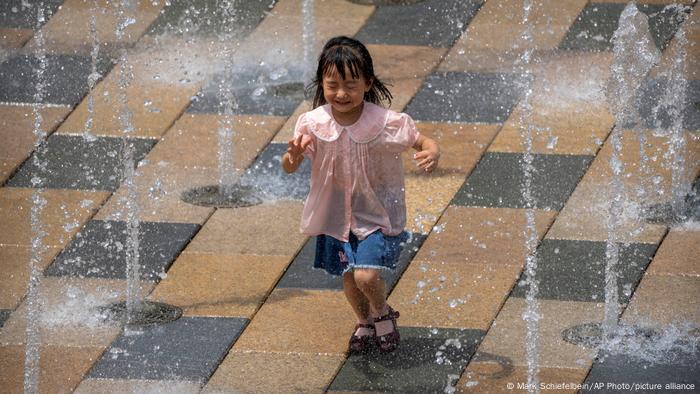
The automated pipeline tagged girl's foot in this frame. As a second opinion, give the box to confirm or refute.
[349,322,375,354]
[374,306,400,353]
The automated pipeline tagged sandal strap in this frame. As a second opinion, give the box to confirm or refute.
[355,323,375,329]
[374,308,400,323]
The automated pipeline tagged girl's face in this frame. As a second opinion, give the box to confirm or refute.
[322,66,371,116]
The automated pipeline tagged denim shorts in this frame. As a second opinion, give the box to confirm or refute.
[313,230,410,276]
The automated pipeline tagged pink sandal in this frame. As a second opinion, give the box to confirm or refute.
[348,323,375,354]
[374,307,400,353]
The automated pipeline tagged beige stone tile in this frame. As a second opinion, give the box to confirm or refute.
[405,172,466,234]
[0,245,62,310]
[477,298,604,369]
[406,123,500,174]
[414,207,556,266]
[74,378,201,394]
[440,47,549,74]
[0,105,72,160]
[232,288,356,354]
[0,161,17,184]
[94,162,215,224]
[0,277,154,348]
[272,100,312,143]
[389,261,522,330]
[0,28,33,48]
[457,362,588,393]
[0,188,109,248]
[27,0,162,54]
[185,201,307,256]
[368,45,446,81]
[0,345,104,394]
[386,78,425,112]
[203,350,345,393]
[647,228,700,277]
[149,253,290,318]
[621,275,700,327]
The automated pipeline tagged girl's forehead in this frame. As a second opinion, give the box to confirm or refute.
[323,65,363,81]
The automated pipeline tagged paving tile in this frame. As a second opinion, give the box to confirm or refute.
[405,171,467,234]
[647,228,700,277]
[0,244,62,309]
[389,260,522,330]
[329,326,484,393]
[87,316,247,382]
[0,187,108,248]
[0,277,153,348]
[75,378,201,394]
[271,100,312,143]
[451,152,593,210]
[404,122,500,175]
[559,3,685,52]
[26,0,162,53]
[0,27,33,48]
[355,0,482,48]
[232,288,356,354]
[477,298,603,369]
[7,134,156,191]
[622,275,700,327]
[277,232,426,291]
[405,72,527,123]
[0,54,113,105]
[185,201,306,256]
[636,78,700,132]
[270,0,374,18]
[413,206,556,266]
[510,239,657,303]
[0,0,64,29]
[440,0,588,72]
[148,253,290,318]
[203,351,345,394]
[46,219,200,281]
[0,344,104,394]
[457,362,588,393]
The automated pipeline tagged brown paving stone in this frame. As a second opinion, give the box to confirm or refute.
[74,378,201,394]
[0,28,33,49]
[457,362,588,393]
[621,275,700,327]
[185,201,307,256]
[405,172,466,234]
[26,0,162,54]
[413,206,556,266]
[233,288,356,354]
[0,161,16,184]
[203,350,345,393]
[389,260,522,330]
[271,100,312,143]
[440,0,588,72]
[0,188,109,248]
[647,228,700,277]
[0,245,61,310]
[477,298,603,369]
[0,277,154,348]
[0,344,104,394]
[148,253,290,318]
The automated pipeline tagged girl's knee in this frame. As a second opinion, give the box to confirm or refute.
[353,268,382,288]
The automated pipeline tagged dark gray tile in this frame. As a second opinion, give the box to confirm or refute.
[583,348,699,393]
[88,316,247,382]
[7,135,156,191]
[329,326,485,393]
[451,152,592,210]
[45,220,200,281]
[0,54,113,105]
[405,72,527,123]
[147,0,274,38]
[277,233,427,291]
[0,309,11,328]
[559,3,687,52]
[511,239,657,303]
[238,142,311,201]
[0,1,63,29]
[635,78,700,131]
[355,0,483,47]
[187,71,306,116]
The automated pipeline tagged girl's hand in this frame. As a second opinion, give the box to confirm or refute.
[287,134,313,163]
[414,149,440,173]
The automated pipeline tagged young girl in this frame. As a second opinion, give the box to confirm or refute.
[282,36,439,354]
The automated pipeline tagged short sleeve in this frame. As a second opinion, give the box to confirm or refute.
[293,112,316,159]
[382,112,420,152]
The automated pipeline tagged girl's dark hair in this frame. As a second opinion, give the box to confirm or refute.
[306,36,392,108]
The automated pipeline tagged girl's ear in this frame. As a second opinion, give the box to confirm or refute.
[365,77,373,92]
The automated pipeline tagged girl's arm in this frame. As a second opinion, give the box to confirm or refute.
[412,135,440,173]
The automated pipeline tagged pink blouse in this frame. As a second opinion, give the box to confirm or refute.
[294,102,420,242]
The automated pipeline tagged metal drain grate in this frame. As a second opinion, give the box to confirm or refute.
[181,184,262,208]
[99,301,183,326]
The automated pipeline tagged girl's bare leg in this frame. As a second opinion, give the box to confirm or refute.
[342,271,373,336]
[353,268,393,336]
